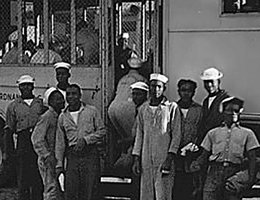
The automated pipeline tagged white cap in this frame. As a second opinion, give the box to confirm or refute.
[122,32,129,39]
[130,82,149,91]
[54,62,71,70]
[150,73,168,83]
[127,57,143,69]
[8,30,18,42]
[43,87,57,105]
[200,67,223,80]
[17,75,35,85]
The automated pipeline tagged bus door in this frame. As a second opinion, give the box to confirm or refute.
[113,0,163,78]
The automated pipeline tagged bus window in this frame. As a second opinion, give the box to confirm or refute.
[223,0,260,14]
[0,0,101,66]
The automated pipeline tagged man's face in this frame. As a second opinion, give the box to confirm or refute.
[178,83,195,102]
[203,79,220,94]
[66,87,81,106]
[51,92,65,112]
[19,83,34,97]
[56,68,70,84]
[223,104,241,124]
[150,80,165,99]
[132,89,147,107]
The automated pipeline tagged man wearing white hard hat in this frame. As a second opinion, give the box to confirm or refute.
[132,73,181,200]
[32,87,65,200]
[192,67,230,200]
[108,57,147,162]
[5,75,44,200]
[198,67,230,144]
[54,62,71,103]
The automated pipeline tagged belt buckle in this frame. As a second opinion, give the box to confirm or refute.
[223,162,229,167]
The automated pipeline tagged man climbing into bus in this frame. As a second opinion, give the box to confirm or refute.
[4,75,44,200]
[132,73,181,200]
[55,84,106,200]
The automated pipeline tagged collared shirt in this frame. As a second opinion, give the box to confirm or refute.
[6,96,44,132]
[31,107,59,158]
[55,103,106,168]
[201,124,260,164]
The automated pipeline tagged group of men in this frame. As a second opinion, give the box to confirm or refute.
[109,65,260,200]
[0,60,259,200]
[2,62,106,200]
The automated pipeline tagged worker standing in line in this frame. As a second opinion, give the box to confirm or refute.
[4,75,44,200]
[31,87,65,200]
[132,73,182,200]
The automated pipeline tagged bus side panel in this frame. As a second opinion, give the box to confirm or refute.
[0,66,102,113]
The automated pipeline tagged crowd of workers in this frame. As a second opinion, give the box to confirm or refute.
[0,32,259,200]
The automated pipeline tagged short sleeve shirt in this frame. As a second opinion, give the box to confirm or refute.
[201,124,260,164]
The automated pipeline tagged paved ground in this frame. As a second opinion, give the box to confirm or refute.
[0,187,259,200]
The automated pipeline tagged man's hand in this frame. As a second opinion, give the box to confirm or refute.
[132,156,141,176]
[56,167,64,179]
[161,153,174,175]
[74,138,86,152]
[189,160,201,172]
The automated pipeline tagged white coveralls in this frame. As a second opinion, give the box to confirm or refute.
[132,100,182,200]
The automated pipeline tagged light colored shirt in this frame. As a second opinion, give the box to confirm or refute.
[55,103,106,168]
[208,96,217,108]
[30,49,62,64]
[69,111,79,125]
[6,96,43,132]
[24,99,33,106]
[31,107,59,158]
[201,124,260,164]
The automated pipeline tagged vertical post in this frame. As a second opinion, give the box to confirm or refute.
[71,0,76,64]
[141,1,146,59]
[17,0,23,64]
[43,0,49,63]
[153,0,160,73]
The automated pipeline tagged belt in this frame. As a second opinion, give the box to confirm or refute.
[210,161,241,168]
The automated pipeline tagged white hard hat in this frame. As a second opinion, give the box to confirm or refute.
[54,62,71,71]
[200,67,223,80]
[127,57,143,69]
[43,87,57,105]
[150,73,168,84]
[130,82,149,91]
[122,32,129,39]
[17,75,35,85]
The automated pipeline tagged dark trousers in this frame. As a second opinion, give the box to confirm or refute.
[173,171,194,200]
[65,148,101,200]
[203,163,242,200]
[16,130,43,200]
